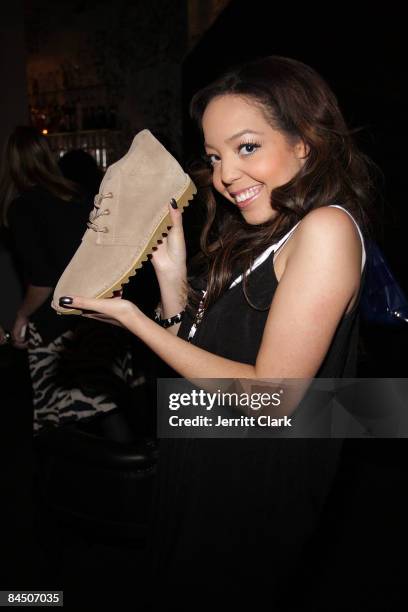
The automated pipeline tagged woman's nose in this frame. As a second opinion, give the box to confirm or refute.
[219,157,242,185]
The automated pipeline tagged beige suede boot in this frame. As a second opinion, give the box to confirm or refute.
[52,129,196,315]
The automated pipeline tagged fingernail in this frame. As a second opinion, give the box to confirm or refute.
[170,198,178,209]
[59,297,73,306]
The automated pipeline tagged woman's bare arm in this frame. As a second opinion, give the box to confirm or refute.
[255,206,361,378]
[18,284,53,318]
[151,202,188,336]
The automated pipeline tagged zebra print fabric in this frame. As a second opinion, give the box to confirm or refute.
[28,320,144,435]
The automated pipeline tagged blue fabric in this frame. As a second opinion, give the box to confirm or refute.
[361,240,408,326]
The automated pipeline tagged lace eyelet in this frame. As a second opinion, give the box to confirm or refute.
[104,209,110,215]
[103,227,109,233]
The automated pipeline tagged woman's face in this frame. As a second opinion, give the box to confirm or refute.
[202,94,308,224]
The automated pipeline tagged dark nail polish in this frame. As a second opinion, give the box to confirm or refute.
[170,198,178,209]
[59,297,73,306]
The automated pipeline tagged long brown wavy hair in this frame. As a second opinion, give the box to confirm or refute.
[185,55,384,315]
[0,126,80,227]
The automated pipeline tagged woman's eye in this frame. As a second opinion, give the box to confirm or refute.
[203,142,260,167]
[238,142,260,155]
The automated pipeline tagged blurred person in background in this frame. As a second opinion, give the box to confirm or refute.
[58,148,103,202]
[0,126,138,441]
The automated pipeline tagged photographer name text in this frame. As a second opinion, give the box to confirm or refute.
[168,415,292,427]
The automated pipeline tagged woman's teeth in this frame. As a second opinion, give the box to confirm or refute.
[234,186,262,203]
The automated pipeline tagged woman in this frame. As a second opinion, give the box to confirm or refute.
[58,56,378,605]
[1,126,137,439]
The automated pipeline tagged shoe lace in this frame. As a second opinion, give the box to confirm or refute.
[87,192,113,232]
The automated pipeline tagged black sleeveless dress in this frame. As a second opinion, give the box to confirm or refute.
[148,210,367,607]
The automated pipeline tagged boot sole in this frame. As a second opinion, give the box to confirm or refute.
[54,177,197,315]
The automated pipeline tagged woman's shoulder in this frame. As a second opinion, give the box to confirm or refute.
[293,205,363,255]
[275,205,364,283]
[7,188,70,233]
[300,205,361,233]
[7,187,46,221]
[9,186,46,208]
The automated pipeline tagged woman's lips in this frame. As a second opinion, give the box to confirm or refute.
[234,186,263,209]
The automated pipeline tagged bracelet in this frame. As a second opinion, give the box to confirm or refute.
[154,308,185,328]
[0,330,11,345]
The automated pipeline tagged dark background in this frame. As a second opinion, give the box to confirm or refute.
[1,1,407,609]
[182,0,405,277]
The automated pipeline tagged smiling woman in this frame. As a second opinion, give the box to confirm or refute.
[202,98,308,224]
[57,55,381,607]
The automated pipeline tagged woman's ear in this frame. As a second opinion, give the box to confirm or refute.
[295,140,310,160]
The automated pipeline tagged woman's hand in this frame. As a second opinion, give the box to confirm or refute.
[150,201,187,278]
[58,291,141,331]
[12,312,29,349]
